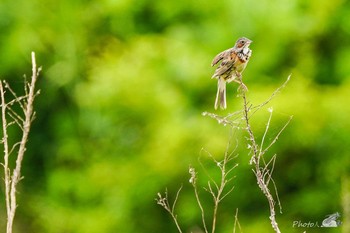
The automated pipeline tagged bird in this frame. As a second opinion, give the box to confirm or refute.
[211,37,252,110]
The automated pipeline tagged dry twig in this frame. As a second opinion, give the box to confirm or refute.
[156,186,184,233]
[157,76,291,233]
[203,76,292,232]
[233,208,242,233]
[240,76,292,233]
[1,52,41,233]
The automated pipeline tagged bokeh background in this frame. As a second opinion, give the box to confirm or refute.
[0,0,349,232]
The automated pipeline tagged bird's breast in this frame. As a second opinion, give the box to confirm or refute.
[235,61,247,72]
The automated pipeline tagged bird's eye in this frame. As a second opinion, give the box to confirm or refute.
[240,40,245,44]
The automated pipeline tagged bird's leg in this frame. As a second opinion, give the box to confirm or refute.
[234,71,248,92]
[238,82,248,92]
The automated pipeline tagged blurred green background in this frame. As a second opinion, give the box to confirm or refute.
[0,0,349,232]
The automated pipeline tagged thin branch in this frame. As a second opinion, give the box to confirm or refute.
[160,75,291,233]
[5,95,28,109]
[202,111,242,127]
[240,76,292,233]
[3,81,25,111]
[263,155,276,186]
[250,74,291,116]
[7,111,24,132]
[260,115,293,157]
[189,166,209,233]
[1,52,41,233]
[233,208,242,233]
[206,181,216,200]
[199,112,241,233]
[211,144,236,233]
[8,142,21,157]
[156,187,184,233]
[199,149,219,188]
[270,176,283,214]
[172,184,183,212]
[0,81,11,223]
[259,108,273,156]
[219,185,235,202]
[23,76,28,97]
[242,92,259,165]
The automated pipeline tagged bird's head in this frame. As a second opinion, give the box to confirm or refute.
[235,37,252,49]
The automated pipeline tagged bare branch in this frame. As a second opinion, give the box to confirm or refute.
[270,177,283,214]
[202,111,242,127]
[160,75,291,233]
[172,184,183,212]
[219,185,235,202]
[1,52,41,233]
[8,142,21,157]
[226,163,239,177]
[189,166,209,233]
[156,186,184,233]
[250,74,291,116]
[0,81,11,224]
[239,76,292,233]
[233,208,242,233]
[3,81,26,111]
[7,111,24,131]
[198,149,219,188]
[260,107,273,156]
[263,155,277,186]
[260,115,293,157]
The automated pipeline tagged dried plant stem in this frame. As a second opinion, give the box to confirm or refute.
[1,77,11,231]
[158,76,291,233]
[194,182,209,233]
[240,77,292,233]
[156,186,184,233]
[242,91,281,232]
[209,152,235,233]
[197,132,237,233]
[189,166,209,233]
[1,52,40,233]
[157,121,238,233]
[233,208,242,233]
[170,187,184,233]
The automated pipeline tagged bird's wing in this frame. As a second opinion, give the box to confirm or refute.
[212,60,233,77]
[212,49,238,78]
[211,48,232,66]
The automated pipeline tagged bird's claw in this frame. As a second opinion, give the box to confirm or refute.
[238,82,248,92]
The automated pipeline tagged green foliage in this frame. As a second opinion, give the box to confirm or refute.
[0,0,349,232]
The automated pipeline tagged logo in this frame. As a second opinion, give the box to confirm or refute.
[321,212,342,227]
[292,212,342,228]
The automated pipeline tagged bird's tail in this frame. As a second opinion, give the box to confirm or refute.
[215,78,226,110]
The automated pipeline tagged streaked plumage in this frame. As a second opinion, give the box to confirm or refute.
[211,37,252,109]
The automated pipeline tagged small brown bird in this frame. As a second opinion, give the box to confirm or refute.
[211,37,252,109]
